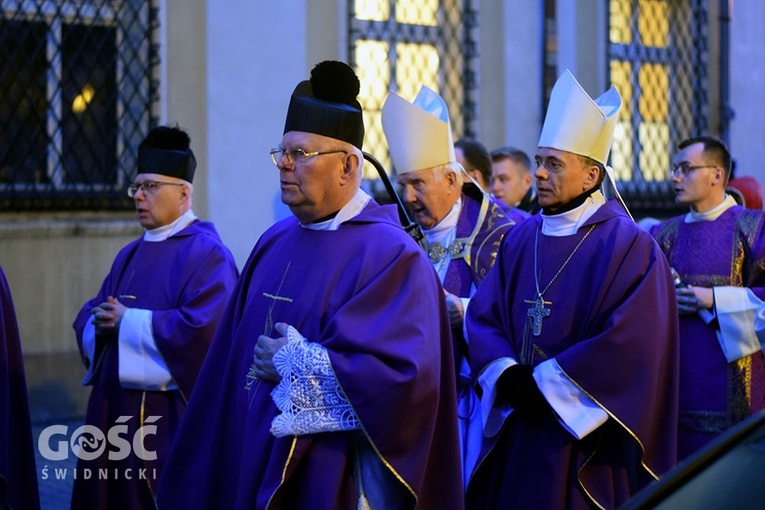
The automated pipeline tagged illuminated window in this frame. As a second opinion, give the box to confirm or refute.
[638,64,669,179]
[396,0,438,26]
[608,0,708,183]
[610,60,633,180]
[350,0,473,180]
[610,0,632,45]
[396,44,440,99]
[355,0,389,21]
[355,40,391,170]
[638,0,668,48]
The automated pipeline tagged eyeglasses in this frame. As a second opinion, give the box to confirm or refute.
[127,180,185,197]
[269,147,347,166]
[668,162,718,178]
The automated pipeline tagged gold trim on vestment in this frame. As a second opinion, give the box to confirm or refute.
[265,436,299,509]
[577,431,606,510]
[266,362,419,506]
[558,366,658,509]
[451,192,491,267]
[678,357,755,437]
[730,355,753,423]
[730,225,745,287]
[335,367,419,505]
[475,221,512,277]
[140,391,155,499]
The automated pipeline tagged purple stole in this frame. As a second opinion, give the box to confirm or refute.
[443,194,482,297]
[443,185,518,297]
[442,186,516,378]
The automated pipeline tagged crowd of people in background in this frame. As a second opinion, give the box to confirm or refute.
[2,60,764,510]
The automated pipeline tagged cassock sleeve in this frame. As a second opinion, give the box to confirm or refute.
[81,321,96,367]
[317,237,458,495]
[714,286,762,361]
[477,357,516,437]
[714,208,765,361]
[476,356,608,439]
[80,321,98,384]
[535,359,608,438]
[118,308,177,390]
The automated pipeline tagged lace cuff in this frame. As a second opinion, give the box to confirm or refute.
[270,325,360,437]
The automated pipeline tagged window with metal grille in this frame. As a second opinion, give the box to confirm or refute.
[542,0,558,111]
[348,0,476,180]
[608,0,712,217]
[0,0,158,211]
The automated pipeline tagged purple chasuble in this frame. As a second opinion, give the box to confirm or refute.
[70,220,238,509]
[0,266,40,510]
[466,199,679,509]
[156,201,462,510]
[652,206,765,460]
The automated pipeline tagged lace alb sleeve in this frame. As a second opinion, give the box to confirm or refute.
[270,325,360,437]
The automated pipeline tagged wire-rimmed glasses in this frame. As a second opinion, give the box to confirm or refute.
[269,147,347,166]
[127,180,185,198]
[668,162,718,178]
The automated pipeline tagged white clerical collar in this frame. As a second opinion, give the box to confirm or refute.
[144,209,197,242]
[685,194,737,223]
[541,190,606,237]
[423,196,462,244]
[301,188,372,231]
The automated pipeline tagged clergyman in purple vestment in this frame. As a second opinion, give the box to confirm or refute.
[382,88,519,489]
[651,135,765,461]
[0,266,40,510]
[466,70,679,509]
[156,61,462,510]
[70,126,238,509]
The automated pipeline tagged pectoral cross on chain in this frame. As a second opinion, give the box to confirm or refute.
[525,295,551,336]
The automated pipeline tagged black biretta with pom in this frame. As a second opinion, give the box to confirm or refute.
[283,60,365,149]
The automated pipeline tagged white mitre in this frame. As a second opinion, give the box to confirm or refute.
[538,69,622,165]
[381,85,455,174]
